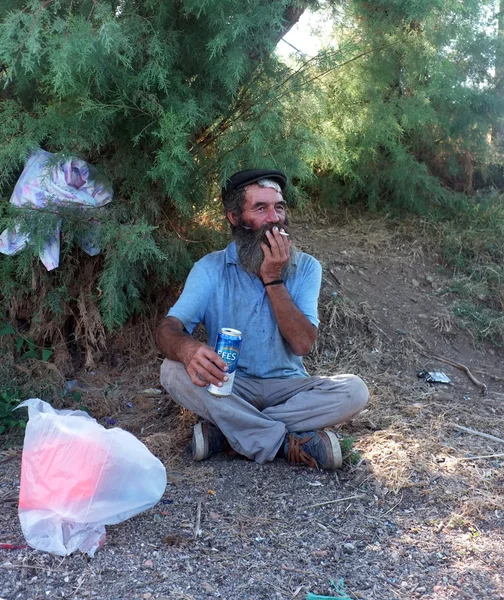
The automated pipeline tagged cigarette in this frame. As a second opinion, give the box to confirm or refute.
[279,231,289,236]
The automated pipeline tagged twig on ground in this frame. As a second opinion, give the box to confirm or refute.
[0,455,19,466]
[367,320,393,343]
[0,564,62,573]
[380,494,403,518]
[72,571,87,598]
[194,501,202,539]
[0,496,19,504]
[304,494,365,509]
[328,268,342,286]
[457,453,504,461]
[280,564,318,576]
[449,423,504,445]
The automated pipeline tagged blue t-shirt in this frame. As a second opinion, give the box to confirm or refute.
[167,241,322,379]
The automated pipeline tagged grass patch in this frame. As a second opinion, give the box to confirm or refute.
[453,300,504,343]
[433,194,504,344]
[340,436,361,466]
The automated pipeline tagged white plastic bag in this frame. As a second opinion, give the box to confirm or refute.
[16,399,167,556]
[0,149,113,270]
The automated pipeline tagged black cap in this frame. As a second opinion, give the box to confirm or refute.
[222,169,287,201]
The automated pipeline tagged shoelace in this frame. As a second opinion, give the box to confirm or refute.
[286,434,318,469]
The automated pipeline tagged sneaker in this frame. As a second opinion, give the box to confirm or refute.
[191,421,227,461]
[284,430,342,470]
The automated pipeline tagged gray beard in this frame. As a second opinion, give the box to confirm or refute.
[232,221,296,277]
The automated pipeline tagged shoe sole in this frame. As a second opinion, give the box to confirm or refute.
[192,422,206,461]
[322,431,343,469]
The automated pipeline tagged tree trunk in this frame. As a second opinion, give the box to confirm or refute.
[493,3,504,149]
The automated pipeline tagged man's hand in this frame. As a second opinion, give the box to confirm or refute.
[156,317,229,388]
[179,339,229,388]
[260,226,292,283]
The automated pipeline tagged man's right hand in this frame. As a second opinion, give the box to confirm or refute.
[156,317,229,388]
[179,339,229,388]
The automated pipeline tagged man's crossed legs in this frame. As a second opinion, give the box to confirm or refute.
[160,358,369,469]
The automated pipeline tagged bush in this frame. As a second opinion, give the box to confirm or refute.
[0,389,25,434]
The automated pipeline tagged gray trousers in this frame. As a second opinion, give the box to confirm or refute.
[160,359,369,464]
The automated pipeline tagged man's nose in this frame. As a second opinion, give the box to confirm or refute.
[265,208,281,222]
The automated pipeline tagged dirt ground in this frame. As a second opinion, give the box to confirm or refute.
[1,214,504,600]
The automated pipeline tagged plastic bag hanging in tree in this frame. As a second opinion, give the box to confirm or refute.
[0,149,113,270]
[16,399,167,556]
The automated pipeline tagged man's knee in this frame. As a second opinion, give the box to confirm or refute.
[347,375,369,411]
[322,373,368,411]
[160,358,185,391]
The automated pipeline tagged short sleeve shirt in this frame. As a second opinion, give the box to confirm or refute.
[167,241,322,379]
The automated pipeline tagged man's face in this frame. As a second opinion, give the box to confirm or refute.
[230,184,286,231]
[228,184,292,276]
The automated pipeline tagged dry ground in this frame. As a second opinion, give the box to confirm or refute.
[1,214,504,600]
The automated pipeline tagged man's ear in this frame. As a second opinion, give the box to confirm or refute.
[227,210,239,226]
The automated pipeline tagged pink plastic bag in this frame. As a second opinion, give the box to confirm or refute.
[17,399,166,556]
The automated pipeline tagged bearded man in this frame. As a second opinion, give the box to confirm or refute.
[156,169,368,470]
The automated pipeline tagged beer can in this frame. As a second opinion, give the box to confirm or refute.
[207,327,242,397]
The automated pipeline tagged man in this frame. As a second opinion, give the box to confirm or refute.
[157,169,368,470]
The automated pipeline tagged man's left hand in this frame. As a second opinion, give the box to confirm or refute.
[260,226,291,284]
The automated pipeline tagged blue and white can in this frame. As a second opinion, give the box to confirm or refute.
[207,327,242,397]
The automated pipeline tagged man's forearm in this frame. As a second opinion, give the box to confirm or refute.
[259,226,317,355]
[265,284,317,355]
[156,317,199,363]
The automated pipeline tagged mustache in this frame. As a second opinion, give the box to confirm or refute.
[235,222,291,246]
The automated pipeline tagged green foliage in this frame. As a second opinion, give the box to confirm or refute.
[0,318,53,360]
[292,0,504,214]
[0,322,63,414]
[1,0,503,361]
[0,0,317,210]
[0,0,327,352]
[0,389,25,434]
